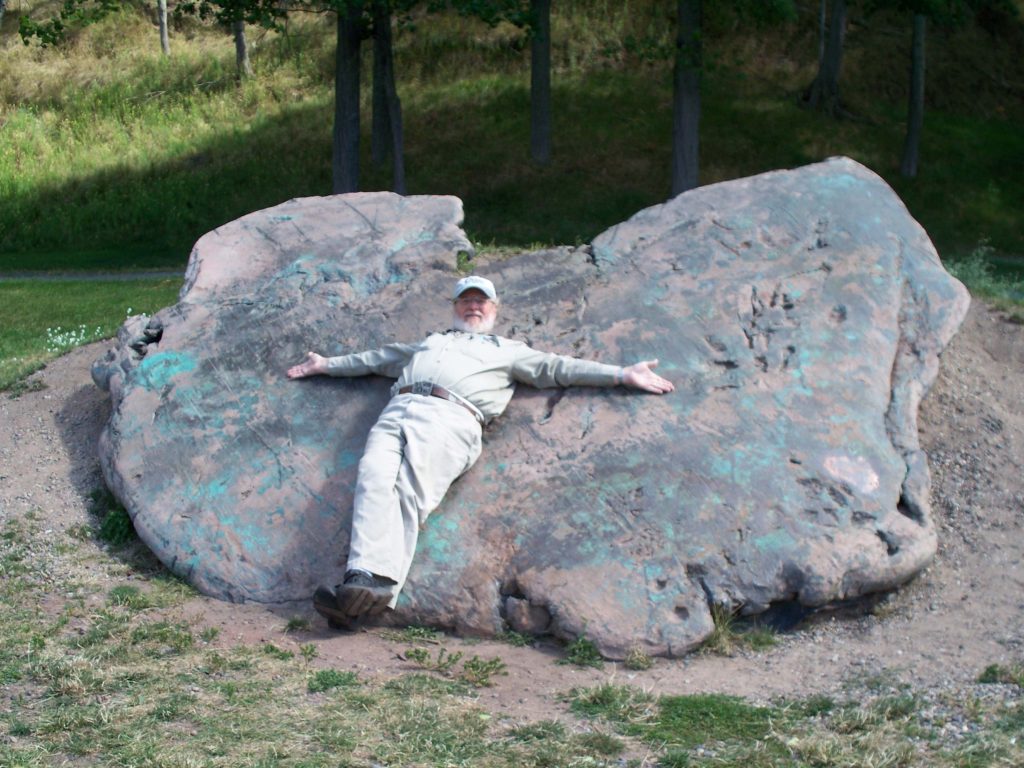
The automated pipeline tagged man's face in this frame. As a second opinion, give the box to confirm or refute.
[452,288,498,333]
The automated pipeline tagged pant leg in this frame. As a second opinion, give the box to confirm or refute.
[346,395,482,605]
[345,397,408,582]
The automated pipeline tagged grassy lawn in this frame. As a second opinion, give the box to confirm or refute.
[1,3,1022,268]
[0,278,182,390]
[2,511,1022,767]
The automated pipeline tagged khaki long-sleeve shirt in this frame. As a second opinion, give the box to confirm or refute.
[323,330,622,423]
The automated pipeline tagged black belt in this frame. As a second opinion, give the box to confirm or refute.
[397,382,483,424]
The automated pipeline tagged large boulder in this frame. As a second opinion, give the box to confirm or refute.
[92,157,969,657]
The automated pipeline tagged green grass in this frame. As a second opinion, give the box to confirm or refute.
[2,510,1024,768]
[0,277,182,390]
[1,2,1022,267]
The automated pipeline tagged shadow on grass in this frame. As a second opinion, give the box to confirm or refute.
[4,68,1022,270]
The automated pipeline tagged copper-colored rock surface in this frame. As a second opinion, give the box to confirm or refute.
[93,159,969,657]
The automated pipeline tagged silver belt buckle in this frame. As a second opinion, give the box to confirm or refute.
[411,381,433,396]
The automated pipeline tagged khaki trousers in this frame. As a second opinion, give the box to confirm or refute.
[346,393,483,606]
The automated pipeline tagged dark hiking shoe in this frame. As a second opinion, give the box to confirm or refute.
[313,571,394,629]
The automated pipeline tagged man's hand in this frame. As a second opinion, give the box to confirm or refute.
[621,359,674,394]
[287,352,328,379]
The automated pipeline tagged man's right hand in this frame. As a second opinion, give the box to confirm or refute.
[287,352,328,379]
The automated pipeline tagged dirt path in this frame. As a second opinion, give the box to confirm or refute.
[1,300,1021,718]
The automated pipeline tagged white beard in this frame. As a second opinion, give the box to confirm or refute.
[452,315,496,334]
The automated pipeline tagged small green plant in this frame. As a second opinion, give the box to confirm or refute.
[979,663,1024,687]
[382,625,443,644]
[624,647,654,670]
[496,629,533,647]
[699,605,777,655]
[573,730,624,756]
[108,585,152,610]
[509,720,566,741]
[567,683,656,724]
[6,378,47,399]
[199,627,220,642]
[130,620,194,653]
[88,488,137,547]
[701,603,740,655]
[262,643,294,661]
[460,655,508,687]
[558,636,604,668]
[405,646,463,673]
[284,616,310,633]
[403,647,506,687]
[300,643,318,661]
[307,669,359,693]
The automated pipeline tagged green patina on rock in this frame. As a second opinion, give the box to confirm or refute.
[93,163,969,657]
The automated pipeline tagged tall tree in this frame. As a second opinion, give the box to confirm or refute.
[157,0,170,55]
[868,0,1019,177]
[901,11,926,177]
[232,20,253,79]
[672,0,701,195]
[529,0,551,164]
[450,0,548,162]
[333,1,366,193]
[803,0,847,116]
[370,0,406,192]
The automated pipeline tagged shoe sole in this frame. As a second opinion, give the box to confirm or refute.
[312,584,391,630]
[339,583,392,617]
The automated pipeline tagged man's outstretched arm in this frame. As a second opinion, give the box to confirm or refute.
[619,359,674,394]
[287,342,418,380]
[287,352,328,379]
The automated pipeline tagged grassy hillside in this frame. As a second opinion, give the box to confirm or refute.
[1,0,1022,272]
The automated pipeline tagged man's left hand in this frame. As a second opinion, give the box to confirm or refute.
[622,359,674,394]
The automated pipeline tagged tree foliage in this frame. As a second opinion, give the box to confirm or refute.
[19,0,122,47]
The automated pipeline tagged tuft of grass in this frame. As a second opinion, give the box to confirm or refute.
[307,669,359,693]
[261,643,294,661]
[107,585,153,611]
[567,683,657,725]
[283,616,310,633]
[979,663,1024,687]
[701,604,779,655]
[558,635,604,668]
[86,487,143,549]
[624,647,654,670]
[496,629,533,647]
[647,693,778,749]
[199,626,220,642]
[5,377,47,399]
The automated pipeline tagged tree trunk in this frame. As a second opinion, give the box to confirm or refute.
[157,0,170,56]
[817,0,826,72]
[804,0,846,116]
[371,1,391,167]
[530,0,552,165]
[233,20,253,80]
[373,0,405,193]
[901,14,926,178]
[671,0,701,196]
[333,4,363,194]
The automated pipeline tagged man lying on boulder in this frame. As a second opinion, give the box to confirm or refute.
[287,275,674,628]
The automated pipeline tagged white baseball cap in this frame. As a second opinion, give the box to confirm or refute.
[452,275,497,301]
